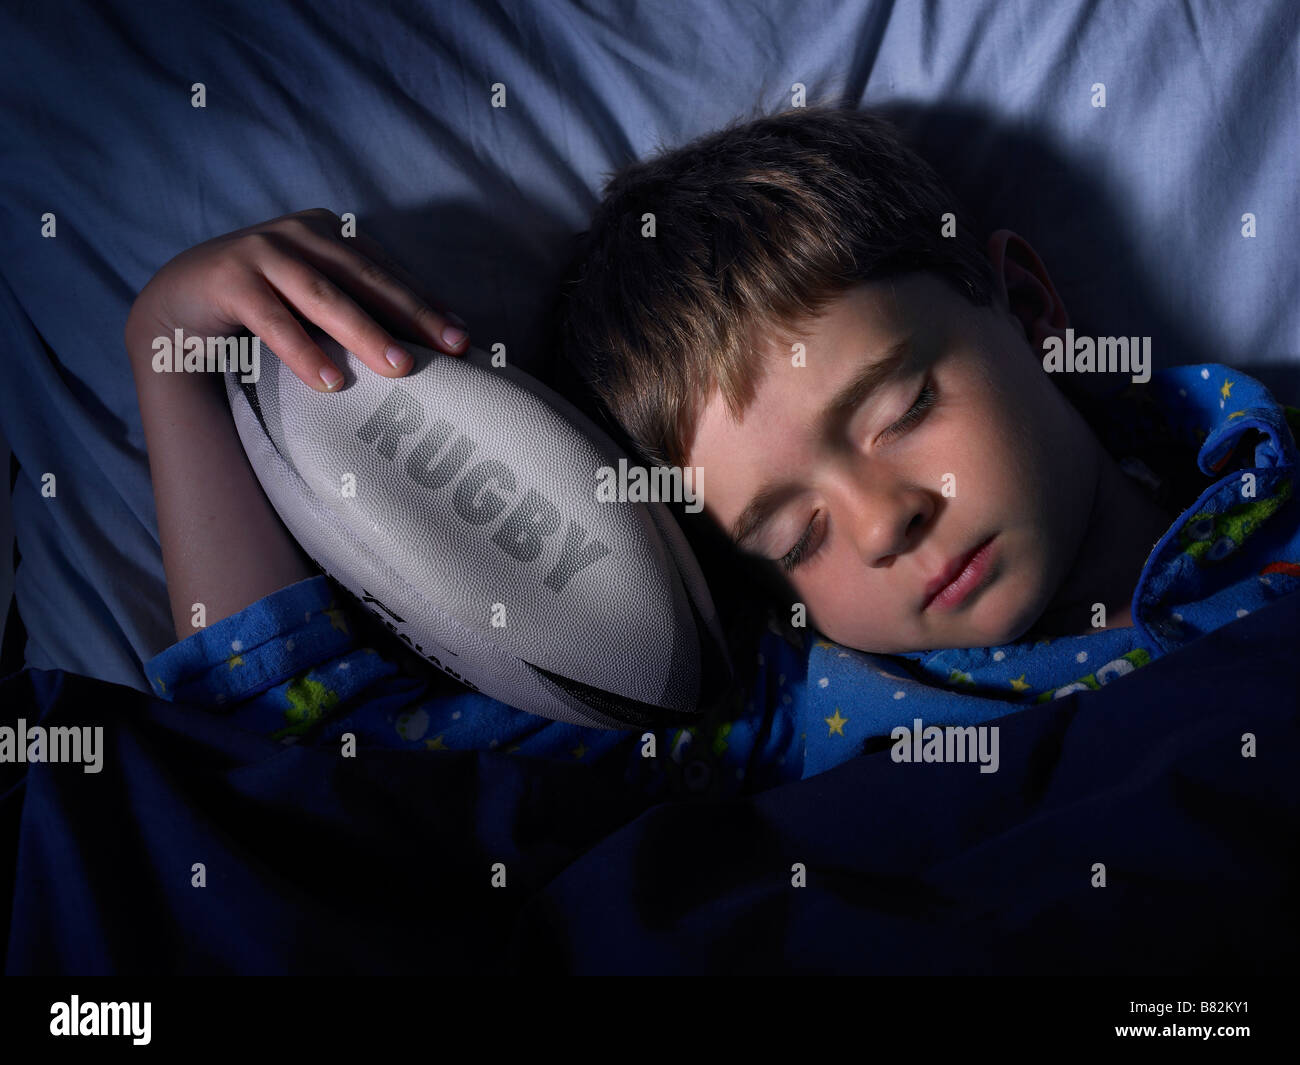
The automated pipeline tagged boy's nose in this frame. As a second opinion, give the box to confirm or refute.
[836,478,934,566]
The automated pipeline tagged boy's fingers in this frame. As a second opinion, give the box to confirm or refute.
[257,254,419,382]
[258,222,469,355]
[328,241,470,356]
[347,232,454,314]
[230,278,348,393]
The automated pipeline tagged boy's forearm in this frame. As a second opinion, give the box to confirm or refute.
[126,313,317,649]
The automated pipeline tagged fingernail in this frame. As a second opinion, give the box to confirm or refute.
[385,345,412,370]
[441,326,467,347]
[319,365,344,390]
[445,312,467,327]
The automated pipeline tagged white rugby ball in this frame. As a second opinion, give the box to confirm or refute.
[224,327,731,729]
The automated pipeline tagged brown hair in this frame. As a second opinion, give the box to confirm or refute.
[557,104,998,469]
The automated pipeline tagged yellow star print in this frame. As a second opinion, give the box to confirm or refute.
[814,640,836,651]
[825,709,847,736]
[425,735,447,751]
[1221,378,1234,401]
[323,603,350,634]
[1227,410,1248,420]
[571,743,587,759]
[226,654,244,670]
[271,674,339,739]
[1010,674,1031,692]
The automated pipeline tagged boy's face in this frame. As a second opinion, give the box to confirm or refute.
[687,269,1103,654]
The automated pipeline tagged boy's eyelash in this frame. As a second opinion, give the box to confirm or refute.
[879,379,938,441]
[778,378,938,573]
[779,511,822,573]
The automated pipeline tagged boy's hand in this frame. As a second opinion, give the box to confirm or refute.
[124,209,471,642]
[126,208,469,392]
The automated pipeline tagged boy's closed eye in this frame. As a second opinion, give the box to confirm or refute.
[778,375,940,572]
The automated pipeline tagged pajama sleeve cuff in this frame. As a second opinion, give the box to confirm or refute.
[143,575,360,707]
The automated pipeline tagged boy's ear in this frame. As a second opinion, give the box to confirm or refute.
[985,229,1070,351]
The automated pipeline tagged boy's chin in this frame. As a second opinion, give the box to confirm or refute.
[947,597,1046,650]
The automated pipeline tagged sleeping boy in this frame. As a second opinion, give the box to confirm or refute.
[130,106,1300,789]
[555,106,1300,708]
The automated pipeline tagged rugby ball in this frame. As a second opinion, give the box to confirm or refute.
[224,327,732,729]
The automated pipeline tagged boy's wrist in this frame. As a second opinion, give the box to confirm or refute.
[125,304,230,401]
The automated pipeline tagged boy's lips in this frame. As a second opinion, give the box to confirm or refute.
[923,534,998,611]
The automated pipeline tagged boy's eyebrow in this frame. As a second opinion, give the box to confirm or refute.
[731,335,913,551]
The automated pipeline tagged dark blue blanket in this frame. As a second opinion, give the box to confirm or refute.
[3,592,1297,974]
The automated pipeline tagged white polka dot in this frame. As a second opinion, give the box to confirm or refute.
[1179,388,1187,397]
[1236,608,1249,618]
[818,677,828,688]
[778,673,786,686]
[1201,368,1210,379]
[837,652,850,658]
[451,710,461,720]
[489,739,498,748]
[893,690,906,700]
[396,708,429,740]
[231,639,242,652]
[783,694,792,705]
[285,638,295,652]
[1171,613,1183,621]
[993,650,1005,661]
[1076,651,1088,663]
